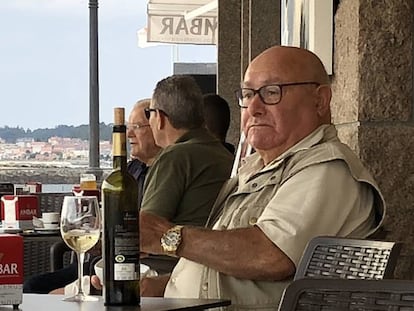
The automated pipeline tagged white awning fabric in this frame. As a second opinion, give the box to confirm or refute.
[147,0,218,45]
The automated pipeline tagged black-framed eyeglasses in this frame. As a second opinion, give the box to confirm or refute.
[235,81,320,108]
[126,123,150,131]
[144,108,157,120]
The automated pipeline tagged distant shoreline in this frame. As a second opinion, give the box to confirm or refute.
[0,161,110,184]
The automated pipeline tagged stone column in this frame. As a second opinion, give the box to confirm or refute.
[332,0,414,278]
[218,0,280,145]
[249,0,281,61]
[218,0,242,145]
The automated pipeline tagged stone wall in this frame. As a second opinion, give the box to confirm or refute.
[332,0,414,278]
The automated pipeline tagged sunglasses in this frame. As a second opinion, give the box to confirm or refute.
[144,108,168,120]
[144,108,157,120]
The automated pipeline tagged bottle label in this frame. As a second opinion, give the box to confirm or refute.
[114,263,138,281]
[113,210,139,281]
[112,133,127,157]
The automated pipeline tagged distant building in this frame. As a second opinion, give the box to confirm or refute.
[16,137,34,148]
[0,136,111,164]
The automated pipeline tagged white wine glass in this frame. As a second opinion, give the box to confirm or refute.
[60,195,101,302]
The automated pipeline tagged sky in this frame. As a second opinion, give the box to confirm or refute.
[0,0,217,130]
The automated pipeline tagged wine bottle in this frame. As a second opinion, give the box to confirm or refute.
[102,107,140,305]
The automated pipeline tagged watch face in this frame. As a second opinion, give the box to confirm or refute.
[161,226,183,253]
[163,231,180,246]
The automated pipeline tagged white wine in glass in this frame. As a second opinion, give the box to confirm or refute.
[60,195,101,302]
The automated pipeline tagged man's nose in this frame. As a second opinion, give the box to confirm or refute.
[247,93,265,115]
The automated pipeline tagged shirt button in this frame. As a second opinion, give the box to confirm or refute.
[252,183,258,188]
[202,283,208,291]
[171,277,176,284]
[249,217,258,225]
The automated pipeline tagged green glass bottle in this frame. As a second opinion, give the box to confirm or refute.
[102,107,140,305]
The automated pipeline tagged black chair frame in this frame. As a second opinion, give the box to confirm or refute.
[279,278,414,311]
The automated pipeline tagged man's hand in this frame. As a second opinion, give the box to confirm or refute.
[90,275,103,290]
[140,211,173,255]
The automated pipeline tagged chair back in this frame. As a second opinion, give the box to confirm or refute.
[36,192,73,213]
[278,278,414,311]
[294,236,401,281]
[50,240,73,272]
[23,235,66,280]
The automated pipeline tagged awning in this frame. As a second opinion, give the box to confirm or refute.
[147,0,218,45]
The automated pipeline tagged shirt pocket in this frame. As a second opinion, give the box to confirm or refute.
[216,172,282,230]
[237,170,282,194]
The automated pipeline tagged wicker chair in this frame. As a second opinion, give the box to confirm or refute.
[36,192,73,213]
[23,234,65,280]
[22,192,72,280]
[278,279,414,311]
[294,236,401,281]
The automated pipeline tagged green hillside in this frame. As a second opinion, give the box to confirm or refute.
[0,124,113,143]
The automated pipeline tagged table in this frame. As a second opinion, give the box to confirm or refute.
[0,294,231,310]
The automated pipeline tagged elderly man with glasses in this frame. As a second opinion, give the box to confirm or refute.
[126,98,161,196]
[139,46,386,309]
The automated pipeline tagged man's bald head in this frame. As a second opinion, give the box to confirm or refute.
[134,98,151,110]
[247,46,330,85]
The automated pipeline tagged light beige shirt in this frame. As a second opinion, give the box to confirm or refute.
[164,125,385,310]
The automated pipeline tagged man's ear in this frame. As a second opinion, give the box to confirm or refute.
[157,110,167,130]
[315,85,332,117]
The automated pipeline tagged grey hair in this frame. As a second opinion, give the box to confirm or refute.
[152,75,204,129]
[134,98,151,109]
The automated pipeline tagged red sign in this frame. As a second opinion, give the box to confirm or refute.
[0,234,23,285]
[1,195,39,221]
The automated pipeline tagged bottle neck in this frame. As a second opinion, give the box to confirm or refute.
[112,125,127,171]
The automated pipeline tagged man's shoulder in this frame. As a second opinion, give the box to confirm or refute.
[283,140,362,176]
[150,144,197,168]
[284,139,379,191]
[297,140,359,164]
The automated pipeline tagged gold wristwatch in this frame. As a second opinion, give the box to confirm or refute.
[160,225,184,256]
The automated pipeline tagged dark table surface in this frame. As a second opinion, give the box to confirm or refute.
[0,294,231,311]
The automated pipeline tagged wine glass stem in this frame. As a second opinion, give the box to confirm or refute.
[77,251,86,296]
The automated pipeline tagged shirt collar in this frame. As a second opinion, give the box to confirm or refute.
[174,128,218,144]
[238,124,338,181]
